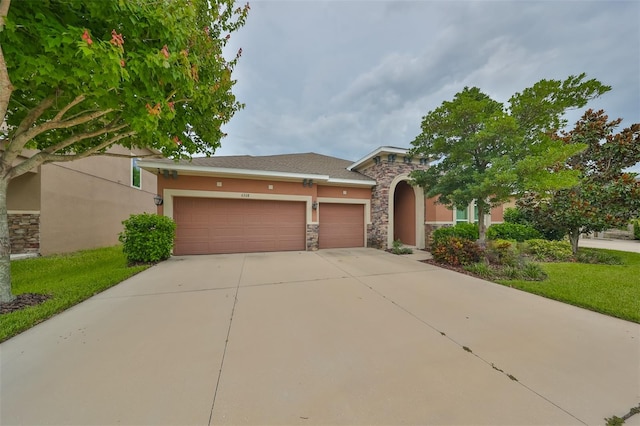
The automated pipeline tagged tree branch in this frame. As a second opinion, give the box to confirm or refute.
[43,122,129,154]
[53,94,86,121]
[8,130,137,179]
[10,108,115,149]
[1,94,58,175]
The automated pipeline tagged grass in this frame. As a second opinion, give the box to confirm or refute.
[0,246,149,342]
[496,249,640,323]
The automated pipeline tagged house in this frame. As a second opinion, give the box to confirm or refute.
[8,146,158,256]
[139,146,505,255]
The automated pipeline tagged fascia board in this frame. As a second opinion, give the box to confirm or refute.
[138,160,330,181]
[326,178,377,187]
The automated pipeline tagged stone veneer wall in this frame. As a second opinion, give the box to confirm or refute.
[359,157,427,249]
[306,224,319,251]
[9,213,40,254]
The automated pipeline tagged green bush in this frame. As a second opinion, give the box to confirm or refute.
[487,223,542,242]
[485,239,520,266]
[463,262,495,279]
[503,207,526,224]
[524,239,573,262]
[521,262,548,281]
[634,220,640,240]
[431,236,483,266]
[575,248,623,265]
[391,239,413,255]
[432,222,479,243]
[119,213,176,264]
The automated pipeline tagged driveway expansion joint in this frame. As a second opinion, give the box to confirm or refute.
[208,254,245,425]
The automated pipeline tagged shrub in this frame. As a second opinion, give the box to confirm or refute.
[431,236,483,266]
[119,213,176,264]
[432,222,479,243]
[634,220,640,240]
[485,239,520,266]
[464,262,495,279]
[575,248,623,265]
[503,207,526,224]
[521,262,548,281]
[391,239,413,255]
[524,239,573,262]
[487,223,541,242]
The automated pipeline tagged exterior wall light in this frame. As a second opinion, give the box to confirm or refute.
[312,201,318,210]
[153,194,164,206]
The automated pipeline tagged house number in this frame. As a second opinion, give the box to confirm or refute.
[241,193,250,198]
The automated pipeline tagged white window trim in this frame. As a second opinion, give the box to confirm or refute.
[131,157,142,189]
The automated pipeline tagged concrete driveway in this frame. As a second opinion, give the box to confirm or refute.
[1,248,638,425]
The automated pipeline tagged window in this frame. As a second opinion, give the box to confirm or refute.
[455,207,468,223]
[132,158,141,188]
[473,202,479,224]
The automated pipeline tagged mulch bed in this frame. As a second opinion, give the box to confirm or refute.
[421,258,478,277]
[0,293,51,314]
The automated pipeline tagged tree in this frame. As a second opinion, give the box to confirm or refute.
[0,0,249,302]
[517,110,640,254]
[410,74,610,243]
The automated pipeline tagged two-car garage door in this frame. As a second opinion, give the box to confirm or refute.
[173,197,306,255]
[172,197,365,255]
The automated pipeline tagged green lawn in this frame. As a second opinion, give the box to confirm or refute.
[0,246,148,342]
[497,249,640,323]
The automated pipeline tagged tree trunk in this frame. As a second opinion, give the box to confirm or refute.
[477,203,487,245]
[0,176,14,303]
[568,228,580,255]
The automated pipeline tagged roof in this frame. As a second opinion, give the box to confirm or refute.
[138,152,376,186]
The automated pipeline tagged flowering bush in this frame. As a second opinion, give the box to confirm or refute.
[431,236,483,266]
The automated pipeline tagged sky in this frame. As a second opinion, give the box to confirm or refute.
[218,0,640,171]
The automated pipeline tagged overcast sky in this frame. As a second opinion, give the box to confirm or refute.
[218,0,640,171]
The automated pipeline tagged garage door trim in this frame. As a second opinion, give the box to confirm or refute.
[162,189,314,224]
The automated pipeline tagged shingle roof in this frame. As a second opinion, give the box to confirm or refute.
[150,152,373,182]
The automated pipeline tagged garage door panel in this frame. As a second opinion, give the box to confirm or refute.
[173,197,306,255]
[319,203,365,249]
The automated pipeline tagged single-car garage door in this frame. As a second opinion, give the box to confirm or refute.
[173,197,306,255]
[318,203,365,249]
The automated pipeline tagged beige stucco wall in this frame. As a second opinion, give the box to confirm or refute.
[39,150,157,255]
[7,170,41,211]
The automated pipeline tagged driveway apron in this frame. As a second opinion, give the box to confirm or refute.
[1,248,638,425]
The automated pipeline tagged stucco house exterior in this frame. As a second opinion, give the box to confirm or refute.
[139,146,505,255]
[8,146,158,255]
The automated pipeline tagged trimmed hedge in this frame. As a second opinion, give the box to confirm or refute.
[487,222,542,242]
[432,222,479,243]
[119,213,176,263]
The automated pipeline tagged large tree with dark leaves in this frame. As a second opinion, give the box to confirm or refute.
[410,75,610,242]
[518,109,640,254]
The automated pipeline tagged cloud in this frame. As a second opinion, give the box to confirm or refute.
[219,0,640,167]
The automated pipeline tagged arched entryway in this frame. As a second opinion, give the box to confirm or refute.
[387,174,425,249]
[393,181,415,245]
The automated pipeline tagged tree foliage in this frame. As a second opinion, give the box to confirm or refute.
[410,74,610,242]
[0,0,249,302]
[517,109,640,254]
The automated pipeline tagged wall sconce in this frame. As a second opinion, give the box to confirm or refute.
[312,201,318,210]
[153,194,164,206]
[302,179,314,187]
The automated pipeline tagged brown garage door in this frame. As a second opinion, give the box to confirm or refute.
[318,203,365,249]
[173,197,306,255]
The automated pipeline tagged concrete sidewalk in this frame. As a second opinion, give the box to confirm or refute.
[579,237,640,253]
[1,248,638,425]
